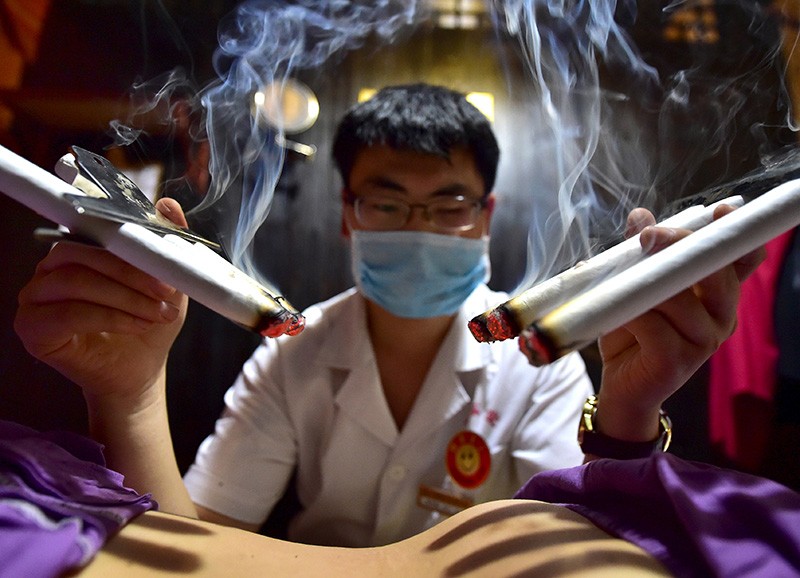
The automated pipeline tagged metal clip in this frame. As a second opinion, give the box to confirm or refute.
[62,146,221,251]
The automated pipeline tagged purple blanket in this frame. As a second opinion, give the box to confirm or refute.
[516,453,800,577]
[0,420,156,578]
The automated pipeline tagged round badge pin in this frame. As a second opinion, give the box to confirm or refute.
[446,430,491,490]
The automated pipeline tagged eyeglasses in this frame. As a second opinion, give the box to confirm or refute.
[345,191,487,232]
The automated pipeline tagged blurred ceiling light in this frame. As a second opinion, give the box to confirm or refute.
[254,78,320,134]
[254,78,319,159]
[466,91,494,122]
[437,12,480,30]
[357,88,377,102]
[425,0,489,30]
[662,0,719,44]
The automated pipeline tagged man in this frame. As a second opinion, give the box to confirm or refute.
[13,83,760,547]
[181,84,593,546]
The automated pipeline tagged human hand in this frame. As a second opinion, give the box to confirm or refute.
[14,198,189,400]
[593,204,765,441]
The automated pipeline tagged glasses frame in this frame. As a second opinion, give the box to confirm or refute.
[344,189,488,232]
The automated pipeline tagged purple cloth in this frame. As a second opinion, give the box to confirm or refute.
[0,420,157,578]
[515,453,800,577]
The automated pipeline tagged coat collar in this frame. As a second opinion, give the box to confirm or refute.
[313,287,503,446]
[314,286,499,372]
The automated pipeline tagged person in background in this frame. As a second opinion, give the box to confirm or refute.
[13,83,761,547]
[708,226,800,491]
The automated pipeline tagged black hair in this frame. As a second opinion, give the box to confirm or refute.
[332,83,500,195]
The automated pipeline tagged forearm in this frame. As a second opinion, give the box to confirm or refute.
[84,369,197,518]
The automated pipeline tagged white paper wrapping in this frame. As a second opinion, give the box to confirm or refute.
[528,178,800,363]
[0,144,302,337]
[505,196,744,330]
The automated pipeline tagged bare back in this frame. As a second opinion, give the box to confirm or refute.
[82,500,671,577]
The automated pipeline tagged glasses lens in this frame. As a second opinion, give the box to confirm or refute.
[353,195,482,231]
[355,197,408,230]
[429,197,480,231]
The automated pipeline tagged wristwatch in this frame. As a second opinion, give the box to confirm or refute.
[578,395,672,459]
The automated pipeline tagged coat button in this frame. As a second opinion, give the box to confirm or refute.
[387,464,407,481]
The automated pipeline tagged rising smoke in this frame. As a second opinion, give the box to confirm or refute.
[113,0,796,295]
[498,0,793,290]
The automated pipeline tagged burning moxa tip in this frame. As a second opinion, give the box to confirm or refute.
[467,307,517,342]
[518,325,559,367]
[469,195,744,343]
[517,179,800,367]
[258,306,306,338]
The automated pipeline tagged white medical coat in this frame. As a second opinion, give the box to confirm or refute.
[184,284,593,546]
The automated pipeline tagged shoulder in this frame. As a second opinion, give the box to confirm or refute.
[250,287,363,363]
[295,287,358,323]
[283,287,361,342]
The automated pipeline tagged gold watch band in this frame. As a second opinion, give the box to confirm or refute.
[578,395,672,459]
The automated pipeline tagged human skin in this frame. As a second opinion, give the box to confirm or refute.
[79,500,670,577]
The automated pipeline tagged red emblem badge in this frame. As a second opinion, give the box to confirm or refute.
[445,430,491,489]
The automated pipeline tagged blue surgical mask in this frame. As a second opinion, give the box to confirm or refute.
[350,230,490,318]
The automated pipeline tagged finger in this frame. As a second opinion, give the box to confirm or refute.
[688,262,742,332]
[636,217,748,323]
[601,258,741,376]
[711,203,767,280]
[19,263,182,324]
[638,225,680,254]
[712,203,737,219]
[625,208,655,238]
[608,308,711,405]
[600,262,738,364]
[656,278,737,348]
[155,197,189,228]
[37,242,177,301]
[637,202,744,254]
[639,202,765,284]
[15,300,159,357]
[732,245,766,282]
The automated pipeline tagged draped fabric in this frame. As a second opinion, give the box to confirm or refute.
[515,453,800,578]
[0,420,156,578]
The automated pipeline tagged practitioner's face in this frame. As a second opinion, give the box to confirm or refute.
[343,145,493,239]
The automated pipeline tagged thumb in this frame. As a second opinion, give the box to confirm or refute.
[155,197,189,229]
